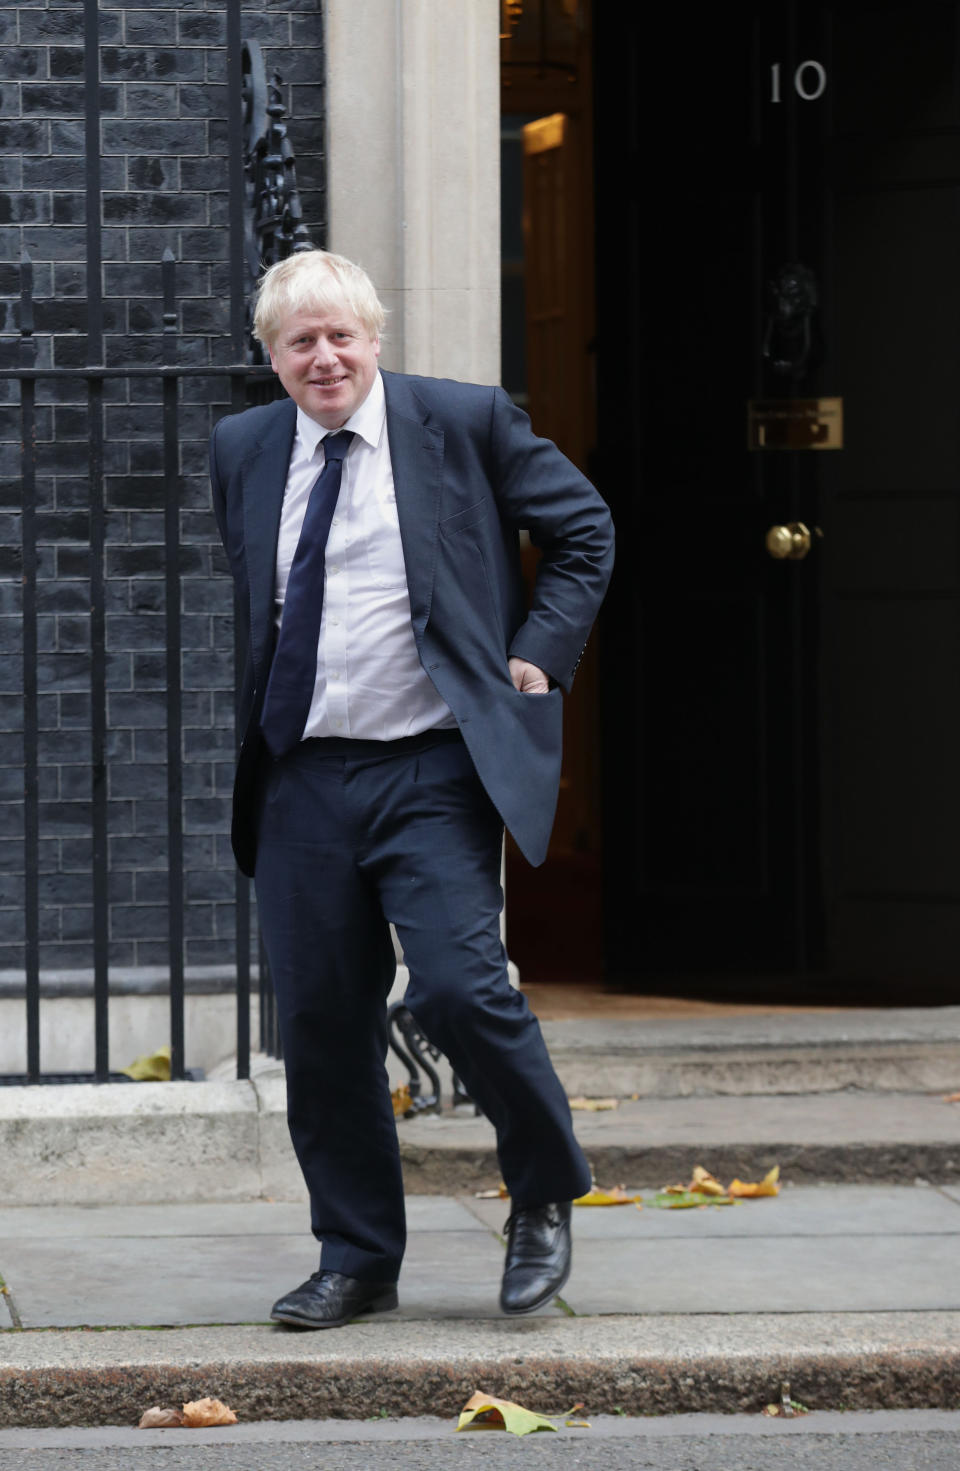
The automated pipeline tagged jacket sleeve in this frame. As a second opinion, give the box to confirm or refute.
[487,386,615,692]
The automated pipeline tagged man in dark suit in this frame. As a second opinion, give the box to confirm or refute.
[210,249,614,1328]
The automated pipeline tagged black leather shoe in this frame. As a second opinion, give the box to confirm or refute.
[499,1201,572,1315]
[270,1270,399,1329]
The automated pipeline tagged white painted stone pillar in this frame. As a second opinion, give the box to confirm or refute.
[324,0,500,384]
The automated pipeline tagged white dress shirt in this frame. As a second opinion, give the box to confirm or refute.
[272,371,456,741]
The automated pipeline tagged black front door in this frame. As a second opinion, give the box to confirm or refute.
[597,2,960,997]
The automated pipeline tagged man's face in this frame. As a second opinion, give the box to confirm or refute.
[268,305,381,429]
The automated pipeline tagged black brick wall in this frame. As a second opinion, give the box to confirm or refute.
[0,0,325,972]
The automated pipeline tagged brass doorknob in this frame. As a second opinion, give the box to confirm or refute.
[766,521,817,560]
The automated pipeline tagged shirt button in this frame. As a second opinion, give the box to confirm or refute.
[329,565,340,575]
[333,720,343,730]
[330,617,341,627]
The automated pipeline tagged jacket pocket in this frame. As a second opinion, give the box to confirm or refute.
[439,498,488,538]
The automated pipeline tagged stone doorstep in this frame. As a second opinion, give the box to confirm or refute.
[2,1082,960,1205]
[538,1009,960,1098]
[0,1315,958,1425]
[544,1041,960,1098]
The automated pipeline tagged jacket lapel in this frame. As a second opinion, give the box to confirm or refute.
[241,398,297,675]
[382,372,444,642]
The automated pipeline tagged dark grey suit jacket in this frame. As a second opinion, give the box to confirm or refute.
[210,369,615,877]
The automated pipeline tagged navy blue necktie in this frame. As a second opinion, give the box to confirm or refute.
[260,430,354,757]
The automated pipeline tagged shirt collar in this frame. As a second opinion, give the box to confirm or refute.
[295,370,386,459]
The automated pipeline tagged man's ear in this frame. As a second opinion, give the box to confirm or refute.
[373,336,381,359]
[268,344,280,373]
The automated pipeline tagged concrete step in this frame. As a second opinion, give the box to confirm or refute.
[540,1008,960,1098]
[2,1007,959,1207]
[2,1314,958,1426]
[396,1091,960,1193]
[2,1078,959,1206]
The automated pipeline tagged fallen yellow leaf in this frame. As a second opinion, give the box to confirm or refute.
[568,1097,619,1111]
[475,1183,509,1199]
[656,1163,780,1205]
[391,1083,412,1118]
[457,1391,557,1436]
[181,1398,238,1428]
[121,1045,171,1082]
[728,1165,780,1198]
[944,1092,960,1103]
[574,1184,642,1206]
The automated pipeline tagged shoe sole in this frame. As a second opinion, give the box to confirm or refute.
[499,1259,572,1317]
[270,1287,399,1330]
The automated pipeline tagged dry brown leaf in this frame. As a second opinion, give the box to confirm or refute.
[181,1398,238,1428]
[728,1165,780,1198]
[391,1083,412,1118]
[138,1406,184,1429]
[475,1182,509,1199]
[944,1092,960,1103]
[690,1165,727,1196]
[568,1096,619,1111]
[574,1184,642,1206]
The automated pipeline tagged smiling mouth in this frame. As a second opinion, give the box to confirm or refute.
[312,376,346,387]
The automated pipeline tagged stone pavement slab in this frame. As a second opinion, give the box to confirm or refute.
[0,1197,484,1241]
[0,1231,516,1329]
[561,1234,960,1315]
[2,1187,958,1329]
[467,1182,960,1237]
[0,1199,512,1329]
[475,1186,960,1316]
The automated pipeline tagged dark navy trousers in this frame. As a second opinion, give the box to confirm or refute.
[254,729,592,1283]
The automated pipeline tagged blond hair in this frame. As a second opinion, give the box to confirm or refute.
[253,249,386,347]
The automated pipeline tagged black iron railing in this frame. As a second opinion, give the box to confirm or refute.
[2,248,276,1083]
[0,0,317,1084]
